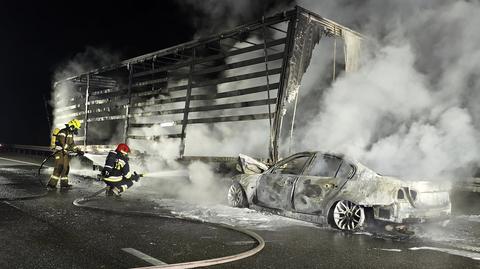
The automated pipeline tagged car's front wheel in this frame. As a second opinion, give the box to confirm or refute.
[227,183,248,208]
[332,200,365,231]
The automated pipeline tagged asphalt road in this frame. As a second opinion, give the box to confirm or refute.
[1,152,480,269]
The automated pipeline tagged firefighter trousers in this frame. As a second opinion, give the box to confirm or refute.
[47,151,71,187]
[104,178,134,195]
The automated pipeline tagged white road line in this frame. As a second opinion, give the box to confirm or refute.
[0,157,46,167]
[410,246,480,261]
[225,240,256,246]
[122,248,168,266]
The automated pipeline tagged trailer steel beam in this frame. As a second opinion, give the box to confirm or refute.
[130,98,276,117]
[132,38,286,78]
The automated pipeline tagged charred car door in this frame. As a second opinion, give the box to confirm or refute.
[255,153,314,210]
[293,154,355,215]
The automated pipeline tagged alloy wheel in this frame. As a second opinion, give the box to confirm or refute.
[333,200,365,230]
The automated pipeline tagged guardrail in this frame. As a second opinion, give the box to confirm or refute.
[453,178,480,193]
[2,143,480,193]
[0,144,51,156]
[0,143,241,173]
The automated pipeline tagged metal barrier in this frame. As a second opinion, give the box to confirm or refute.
[0,144,51,156]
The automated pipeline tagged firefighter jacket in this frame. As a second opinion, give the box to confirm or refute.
[54,127,79,153]
[102,150,134,182]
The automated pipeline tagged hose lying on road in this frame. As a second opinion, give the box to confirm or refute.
[73,193,265,269]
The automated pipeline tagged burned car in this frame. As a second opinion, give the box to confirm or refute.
[228,152,451,231]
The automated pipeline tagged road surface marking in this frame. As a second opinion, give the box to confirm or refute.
[410,246,480,261]
[0,157,45,167]
[374,248,402,252]
[122,248,167,265]
[225,240,256,246]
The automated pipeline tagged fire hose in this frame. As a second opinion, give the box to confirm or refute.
[73,191,265,269]
[37,150,84,187]
[37,151,56,186]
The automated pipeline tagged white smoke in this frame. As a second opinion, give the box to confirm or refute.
[51,47,121,130]
[179,161,228,203]
[295,0,480,179]
[126,36,278,204]
[122,35,284,205]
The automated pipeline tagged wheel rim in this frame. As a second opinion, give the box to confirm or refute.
[228,184,243,206]
[333,200,365,230]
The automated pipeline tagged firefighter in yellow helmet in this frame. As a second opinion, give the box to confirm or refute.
[46,119,84,189]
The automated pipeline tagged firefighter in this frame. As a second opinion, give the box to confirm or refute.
[101,143,141,196]
[47,119,84,189]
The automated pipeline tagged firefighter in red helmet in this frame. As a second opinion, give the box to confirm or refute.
[101,143,141,196]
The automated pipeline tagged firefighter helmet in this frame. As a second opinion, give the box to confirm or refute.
[67,119,81,130]
[116,143,130,154]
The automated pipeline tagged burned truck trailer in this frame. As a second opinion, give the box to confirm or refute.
[52,6,362,161]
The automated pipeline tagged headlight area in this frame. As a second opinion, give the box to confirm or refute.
[388,188,451,223]
[373,201,427,224]
[373,188,413,222]
[373,205,396,222]
[372,188,424,223]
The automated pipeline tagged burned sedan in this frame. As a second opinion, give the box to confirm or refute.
[228,152,451,231]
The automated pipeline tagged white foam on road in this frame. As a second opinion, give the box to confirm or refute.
[412,215,480,252]
[353,231,373,236]
[152,198,316,231]
[410,246,480,261]
[456,215,480,223]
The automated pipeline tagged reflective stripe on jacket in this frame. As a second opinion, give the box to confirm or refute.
[102,150,132,182]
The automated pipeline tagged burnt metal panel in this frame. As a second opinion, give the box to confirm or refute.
[271,11,297,162]
[179,48,196,157]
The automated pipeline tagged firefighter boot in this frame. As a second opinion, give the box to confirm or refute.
[106,187,115,196]
[46,176,59,190]
[112,187,122,197]
[60,178,72,189]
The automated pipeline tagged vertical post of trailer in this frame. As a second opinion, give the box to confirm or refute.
[332,26,337,81]
[271,8,298,163]
[83,74,90,148]
[179,48,196,158]
[124,65,133,143]
[262,17,274,163]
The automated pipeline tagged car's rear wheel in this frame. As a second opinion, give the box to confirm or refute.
[332,200,365,231]
[228,183,248,208]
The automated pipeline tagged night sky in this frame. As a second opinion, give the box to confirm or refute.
[0,1,197,145]
[0,0,290,146]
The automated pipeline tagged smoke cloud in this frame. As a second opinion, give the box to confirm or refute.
[294,0,480,179]
[51,3,294,205]
[51,47,121,130]
[54,1,480,206]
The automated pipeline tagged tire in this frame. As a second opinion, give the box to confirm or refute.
[228,183,248,208]
[330,200,365,231]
